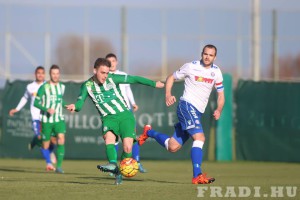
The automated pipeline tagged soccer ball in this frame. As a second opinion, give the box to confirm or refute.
[119,158,139,178]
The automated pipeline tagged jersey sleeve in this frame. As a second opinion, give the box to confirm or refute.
[173,63,190,80]
[74,82,89,112]
[34,85,48,112]
[214,69,224,92]
[15,87,30,111]
[112,74,156,87]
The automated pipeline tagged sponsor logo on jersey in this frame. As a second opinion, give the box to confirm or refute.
[195,76,214,84]
[211,72,215,77]
[103,126,108,131]
[106,83,114,90]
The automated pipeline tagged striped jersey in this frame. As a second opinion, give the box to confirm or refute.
[34,82,66,123]
[173,60,224,113]
[74,73,156,118]
[15,81,45,120]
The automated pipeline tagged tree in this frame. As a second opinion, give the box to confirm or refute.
[56,35,114,77]
[268,54,300,80]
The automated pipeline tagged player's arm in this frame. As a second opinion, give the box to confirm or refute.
[113,74,164,88]
[213,91,225,120]
[213,72,225,120]
[165,63,188,107]
[165,74,176,107]
[66,83,88,112]
[34,85,49,112]
[125,84,138,112]
[9,88,29,116]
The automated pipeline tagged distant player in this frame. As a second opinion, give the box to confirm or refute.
[9,66,57,166]
[138,44,225,184]
[106,53,147,173]
[34,65,67,173]
[66,58,164,184]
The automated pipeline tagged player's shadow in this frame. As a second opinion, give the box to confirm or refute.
[0,166,45,174]
[79,176,183,184]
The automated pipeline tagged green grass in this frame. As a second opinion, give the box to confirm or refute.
[0,159,300,200]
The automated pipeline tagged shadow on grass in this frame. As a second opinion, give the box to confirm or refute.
[0,166,82,175]
[79,176,184,184]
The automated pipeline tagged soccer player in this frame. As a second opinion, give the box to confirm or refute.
[66,58,164,184]
[34,65,67,173]
[105,53,147,173]
[138,44,225,184]
[9,66,57,166]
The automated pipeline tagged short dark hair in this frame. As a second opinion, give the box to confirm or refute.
[94,58,111,69]
[202,44,217,56]
[105,53,117,60]
[35,66,45,73]
[50,64,60,72]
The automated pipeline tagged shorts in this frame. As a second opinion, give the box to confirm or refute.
[41,120,66,141]
[102,110,136,140]
[172,100,204,145]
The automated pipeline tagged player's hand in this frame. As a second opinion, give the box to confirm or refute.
[166,95,176,107]
[66,104,76,112]
[213,109,221,120]
[132,104,139,112]
[9,109,18,117]
[155,81,165,88]
[47,108,55,115]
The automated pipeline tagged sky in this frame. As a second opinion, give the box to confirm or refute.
[1,0,300,86]
[2,0,300,10]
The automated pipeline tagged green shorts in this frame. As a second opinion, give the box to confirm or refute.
[41,120,66,141]
[102,111,136,140]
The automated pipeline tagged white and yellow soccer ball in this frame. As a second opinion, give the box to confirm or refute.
[119,158,139,178]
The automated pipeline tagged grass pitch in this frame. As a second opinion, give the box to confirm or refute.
[0,159,299,200]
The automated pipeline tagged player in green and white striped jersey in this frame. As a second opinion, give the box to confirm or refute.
[34,65,67,174]
[66,58,164,184]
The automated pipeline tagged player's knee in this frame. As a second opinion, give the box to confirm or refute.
[168,144,181,153]
[123,144,132,153]
[57,134,65,145]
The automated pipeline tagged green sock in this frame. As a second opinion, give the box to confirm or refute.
[106,144,117,163]
[121,151,132,160]
[56,144,65,168]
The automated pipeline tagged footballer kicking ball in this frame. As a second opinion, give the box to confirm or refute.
[119,158,139,178]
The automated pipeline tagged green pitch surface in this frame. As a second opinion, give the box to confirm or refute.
[0,159,299,200]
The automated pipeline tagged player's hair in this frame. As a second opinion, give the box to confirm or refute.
[105,53,117,60]
[94,58,111,69]
[35,66,45,73]
[202,44,217,56]
[50,64,60,72]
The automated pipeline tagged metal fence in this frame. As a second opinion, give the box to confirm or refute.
[1,3,300,87]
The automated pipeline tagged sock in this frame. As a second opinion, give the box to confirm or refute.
[191,140,204,178]
[106,144,117,163]
[147,130,170,148]
[132,142,140,162]
[56,144,65,168]
[114,142,119,152]
[40,148,51,164]
[121,151,132,160]
[49,143,56,153]
[31,135,42,148]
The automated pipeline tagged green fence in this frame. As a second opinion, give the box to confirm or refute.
[0,79,216,160]
[236,80,300,162]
